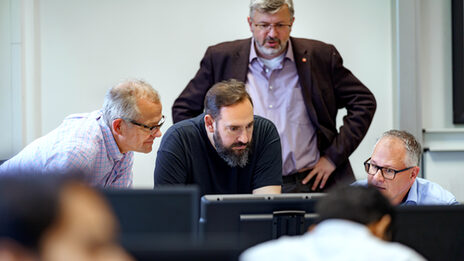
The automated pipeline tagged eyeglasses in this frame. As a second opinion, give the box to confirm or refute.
[253,22,292,32]
[127,115,165,133]
[363,157,415,180]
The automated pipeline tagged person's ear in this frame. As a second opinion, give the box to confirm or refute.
[367,214,392,240]
[204,115,215,133]
[307,224,317,233]
[410,166,420,180]
[247,17,254,32]
[112,118,125,136]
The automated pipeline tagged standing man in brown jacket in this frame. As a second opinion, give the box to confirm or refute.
[172,0,376,192]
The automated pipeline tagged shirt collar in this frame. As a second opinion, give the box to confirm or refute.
[402,179,418,206]
[249,38,295,63]
[97,112,125,161]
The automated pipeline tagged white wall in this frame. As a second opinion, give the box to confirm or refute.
[0,0,13,159]
[420,0,453,128]
[0,1,394,189]
[419,0,464,201]
[292,0,393,182]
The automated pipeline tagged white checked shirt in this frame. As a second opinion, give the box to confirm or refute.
[0,110,133,188]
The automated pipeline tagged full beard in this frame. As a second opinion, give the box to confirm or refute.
[213,132,251,168]
[256,37,287,57]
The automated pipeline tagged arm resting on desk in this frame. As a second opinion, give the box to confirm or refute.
[253,185,282,194]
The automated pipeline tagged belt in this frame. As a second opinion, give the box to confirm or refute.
[282,169,312,184]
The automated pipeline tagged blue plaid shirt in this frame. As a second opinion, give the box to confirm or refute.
[0,110,133,188]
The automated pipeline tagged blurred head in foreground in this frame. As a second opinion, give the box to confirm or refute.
[0,174,133,261]
[315,185,394,240]
[240,185,426,261]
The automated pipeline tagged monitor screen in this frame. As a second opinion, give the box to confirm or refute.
[200,193,325,248]
[102,186,199,246]
[452,0,464,123]
[392,204,464,261]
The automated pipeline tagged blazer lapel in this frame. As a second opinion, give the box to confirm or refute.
[292,39,319,128]
[227,38,251,83]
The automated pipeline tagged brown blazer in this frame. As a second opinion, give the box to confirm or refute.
[172,37,376,187]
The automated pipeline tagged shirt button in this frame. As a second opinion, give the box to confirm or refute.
[269,85,273,90]
[269,104,273,109]
[265,68,270,73]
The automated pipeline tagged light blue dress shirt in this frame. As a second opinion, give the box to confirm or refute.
[352,178,459,205]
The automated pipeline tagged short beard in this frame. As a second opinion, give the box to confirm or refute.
[255,37,287,57]
[213,131,251,168]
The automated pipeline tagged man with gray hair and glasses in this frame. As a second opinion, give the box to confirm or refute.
[353,130,458,205]
[0,80,164,188]
[172,0,376,193]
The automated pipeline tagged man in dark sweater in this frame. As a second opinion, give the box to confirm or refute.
[154,80,282,196]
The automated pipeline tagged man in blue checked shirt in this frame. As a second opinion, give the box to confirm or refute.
[353,130,458,205]
[0,80,164,188]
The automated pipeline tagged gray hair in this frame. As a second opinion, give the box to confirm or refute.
[102,79,160,128]
[249,0,294,18]
[378,130,422,166]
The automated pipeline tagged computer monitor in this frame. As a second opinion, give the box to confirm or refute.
[392,205,464,261]
[200,193,325,248]
[126,242,242,261]
[102,186,199,246]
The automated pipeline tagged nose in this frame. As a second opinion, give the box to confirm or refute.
[268,26,278,37]
[150,128,162,138]
[236,130,249,144]
[372,168,385,183]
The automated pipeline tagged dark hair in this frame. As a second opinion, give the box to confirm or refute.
[204,79,253,120]
[0,172,86,253]
[0,176,60,252]
[315,185,394,225]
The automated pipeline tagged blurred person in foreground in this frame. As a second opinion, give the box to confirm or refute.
[0,174,134,261]
[0,79,164,188]
[240,185,425,261]
[0,176,57,261]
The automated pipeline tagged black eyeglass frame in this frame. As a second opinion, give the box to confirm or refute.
[363,157,415,180]
[127,115,165,132]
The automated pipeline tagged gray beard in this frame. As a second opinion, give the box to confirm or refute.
[213,132,251,168]
[256,38,287,57]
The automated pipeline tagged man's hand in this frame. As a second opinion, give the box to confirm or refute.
[302,156,336,191]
